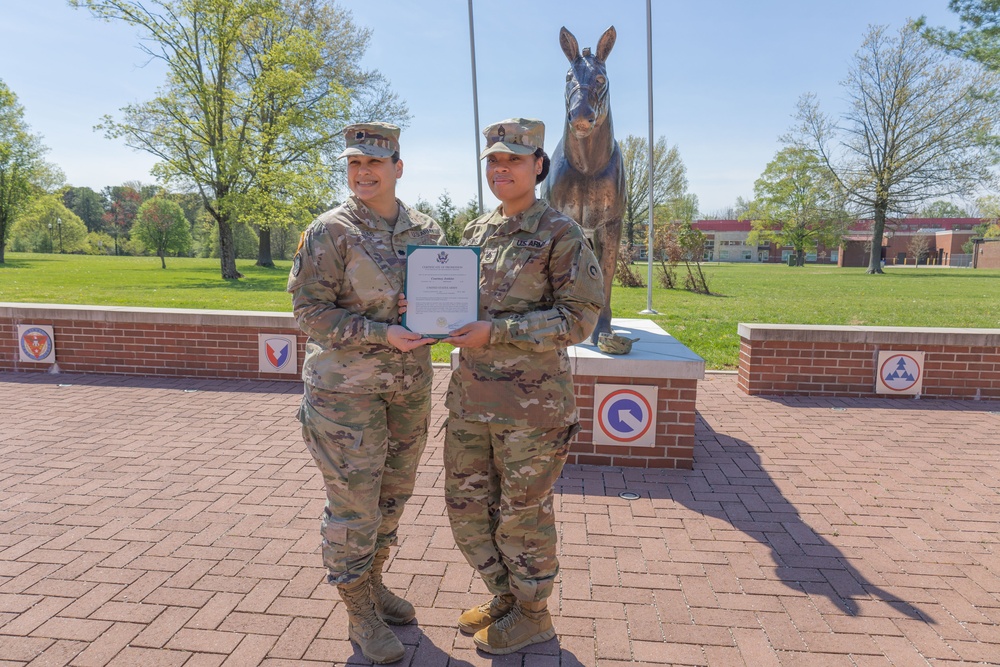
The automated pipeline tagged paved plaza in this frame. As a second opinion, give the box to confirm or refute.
[1,368,999,666]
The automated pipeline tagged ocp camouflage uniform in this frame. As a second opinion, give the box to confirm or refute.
[445,197,604,603]
[289,195,442,585]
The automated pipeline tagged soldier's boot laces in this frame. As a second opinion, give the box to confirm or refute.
[457,593,516,634]
[370,547,416,625]
[473,599,555,655]
[337,572,405,665]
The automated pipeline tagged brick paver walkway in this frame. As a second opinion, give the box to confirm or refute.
[1,369,999,666]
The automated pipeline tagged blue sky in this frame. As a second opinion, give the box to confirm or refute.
[0,0,963,215]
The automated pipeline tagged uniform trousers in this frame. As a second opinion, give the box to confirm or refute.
[444,416,573,602]
[299,383,430,584]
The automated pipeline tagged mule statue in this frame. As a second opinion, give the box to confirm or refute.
[541,25,625,345]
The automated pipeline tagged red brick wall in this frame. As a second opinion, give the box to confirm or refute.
[1,306,304,380]
[738,326,1000,399]
[974,239,1000,269]
[571,374,696,469]
[5,305,701,469]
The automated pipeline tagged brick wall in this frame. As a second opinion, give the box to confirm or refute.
[738,323,1000,399]
[973,238,1000,269]
[571,374,697,470]
[1,303,304,380]
[5,305,704,468]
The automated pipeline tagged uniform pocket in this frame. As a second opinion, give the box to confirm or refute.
[298,398,370,492]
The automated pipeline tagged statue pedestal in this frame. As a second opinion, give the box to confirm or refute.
[568,319,704,469]
[450,318,704,469]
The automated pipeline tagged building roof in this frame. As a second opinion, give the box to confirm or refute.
[692,218,982,233]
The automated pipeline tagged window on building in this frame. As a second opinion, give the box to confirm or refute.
[720,249,729,260]
[830,250,839,263]
[806,252,817,262]
[742,250,752,260]
[781,250,792,261]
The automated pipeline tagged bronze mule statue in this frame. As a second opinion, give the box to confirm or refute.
[542,25,625,345]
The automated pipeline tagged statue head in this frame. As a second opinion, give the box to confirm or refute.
[559,26,616,139]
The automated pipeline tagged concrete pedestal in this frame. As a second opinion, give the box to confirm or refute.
[451,318,704,468]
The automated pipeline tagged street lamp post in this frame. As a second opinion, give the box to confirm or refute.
[57,217,63,253]
[47,223,53,253]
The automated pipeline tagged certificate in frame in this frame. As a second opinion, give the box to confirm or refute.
[403,245,481,338]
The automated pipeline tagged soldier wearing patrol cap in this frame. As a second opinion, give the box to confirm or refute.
[287,122,443,665]
[442,118,605,654]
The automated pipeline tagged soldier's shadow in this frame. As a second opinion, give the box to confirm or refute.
[566,414,927,621]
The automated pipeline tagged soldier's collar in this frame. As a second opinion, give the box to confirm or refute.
[494,199,547,234]
[347,195,413,231]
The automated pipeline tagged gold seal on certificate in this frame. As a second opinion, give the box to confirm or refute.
[403,246,481,337]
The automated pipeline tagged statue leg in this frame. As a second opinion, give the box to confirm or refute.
[590,219,620,345]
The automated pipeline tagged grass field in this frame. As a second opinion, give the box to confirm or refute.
[3,252,999,369]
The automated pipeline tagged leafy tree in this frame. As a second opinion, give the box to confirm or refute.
[235,1,349,268]
[455,196,480,226]
[918,200,970,218]
[133,197,193,267]
[73,0,406,278]
[0,79,61,263]
[620,134,688,249]
[793,22,1000,274]
[101,185,141,255]
[413,197,435,217]
[61,186,107,232]
[922,2,1000,69]
[965,194,1000,251]
[745,146,849,266]
[9,196,87,254]
[72,0,278,278]
[436,191,470,245]
[86,231,116,255]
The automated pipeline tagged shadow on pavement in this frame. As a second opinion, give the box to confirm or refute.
[560,412,928,622]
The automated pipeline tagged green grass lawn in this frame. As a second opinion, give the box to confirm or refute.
[3,252,999,369]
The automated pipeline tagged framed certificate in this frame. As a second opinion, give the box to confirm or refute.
[403,245,481,337]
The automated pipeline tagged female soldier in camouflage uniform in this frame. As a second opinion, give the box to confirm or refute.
[443,118,604,654]
[288,123,442,665]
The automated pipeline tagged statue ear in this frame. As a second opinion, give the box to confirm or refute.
[559,26,579,62]
[596,25,616,62]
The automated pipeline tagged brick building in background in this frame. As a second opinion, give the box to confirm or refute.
[683,218,981,267]
[972,237,1000,268]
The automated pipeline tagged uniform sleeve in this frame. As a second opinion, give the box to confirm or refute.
[489,225,604,352]
[286,225,390,346]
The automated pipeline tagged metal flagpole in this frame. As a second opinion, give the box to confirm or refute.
[640,0,658,314]
[468,0,484,214]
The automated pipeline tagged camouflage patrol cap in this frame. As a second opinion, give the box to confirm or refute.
[598,332,639,355]
[338,122,400,159]
[480,118,545,159]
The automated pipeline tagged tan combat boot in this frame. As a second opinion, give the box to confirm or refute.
[472,599,555,654]
[337,572,405,664]
[370,547,415,625]
[457,593,516,634]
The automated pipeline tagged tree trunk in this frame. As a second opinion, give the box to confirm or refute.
[256,227,274,268]
[796,248,805,266]
[0,244,5,264]
[159,250,166,269]
[217,216,242,279]
[867,200,887,274]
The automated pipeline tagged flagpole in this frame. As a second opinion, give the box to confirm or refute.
[640,0,658,314]
[468,0,484,214]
